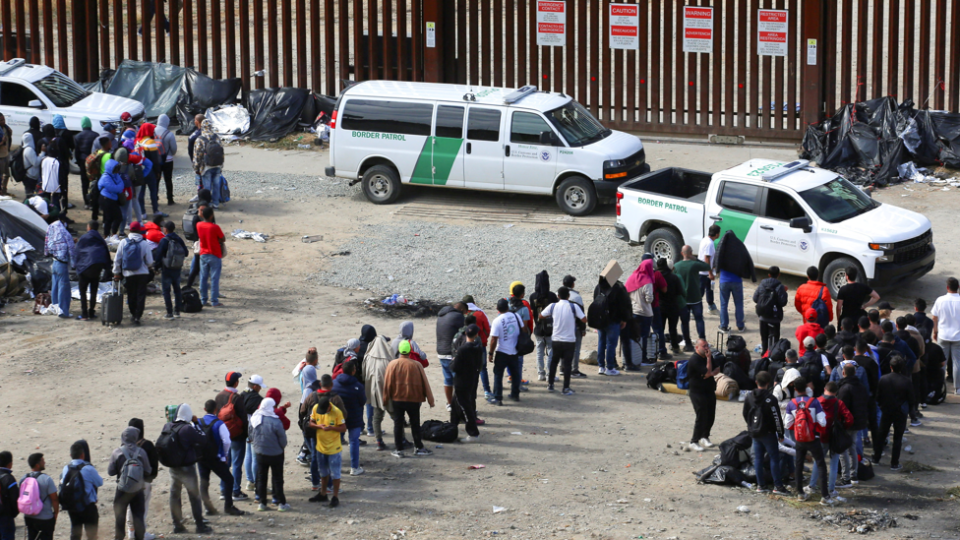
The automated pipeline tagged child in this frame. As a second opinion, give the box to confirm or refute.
[307,395,345,508]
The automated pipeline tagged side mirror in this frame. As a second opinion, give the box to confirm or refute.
[539,131,558,146]
[789,216,812,233]
[28,99,43,108]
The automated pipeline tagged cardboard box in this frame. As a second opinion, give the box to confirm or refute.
[600,260,623,287]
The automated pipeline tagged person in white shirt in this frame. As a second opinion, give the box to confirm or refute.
[931,277,960,394]
[28,192,50,221]
[40,143,62,213]
[562,275,589,379]
[698,225,720,312]
[539,287,587,396]
[488,298,523,405]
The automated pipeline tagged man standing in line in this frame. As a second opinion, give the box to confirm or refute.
[197,206,225,307]
[592,262,633,373]
[451,324,484,441]
[214,372,249,501]
[241,376,265,497]
[155,221,187,319]
[698,225,720,313]
[61,441,103,540]
[674,246,713,351]
[742,371,788,495]
[488,298,523,404]
[21,454,59,540]
[463,295,497,397]
[383,341,436,458]
[530,271,559,382]
[44,214,77,319]
[835,266,880,328]
[713,229,755,333]
[436,302,465,411]
[754,266,789,354]
[164,404,213,535]
[539,286,587,396]
[192,120,223,207]
[196,401,246,517]
[113,221,154,325]
[931,277,960,394]
[0,451,18,540]
[562,276,592,376]
[873,356,916,471]
[687,339,720,452]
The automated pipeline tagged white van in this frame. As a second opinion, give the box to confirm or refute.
[324,81,648,215]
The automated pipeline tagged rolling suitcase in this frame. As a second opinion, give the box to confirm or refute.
[101,281,123,326]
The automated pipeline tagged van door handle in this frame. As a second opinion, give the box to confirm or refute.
[466,142,472,154]
[505,145,510,157]
[709,215,722,222]
[760,225,774,231]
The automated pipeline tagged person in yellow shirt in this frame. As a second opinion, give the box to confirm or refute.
[307,395,346,507]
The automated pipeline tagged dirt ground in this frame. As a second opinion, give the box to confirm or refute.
[1,139,959,540]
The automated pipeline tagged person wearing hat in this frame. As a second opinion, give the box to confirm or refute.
[835,266,880,329]
[73,117,99,210]
[113,221,154,325]
[92,123,118,155]
[796,308,825,356]
[488,298,523,404]
[214,372,250,501]
[383,340,435,458]
[240,375,265,498]
[451,324,484,441]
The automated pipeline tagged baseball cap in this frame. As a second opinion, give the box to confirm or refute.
[120,112,132,123]
[398,340,412,355]
[465,324,480,338]
[129,221,144,233]
[102,123,117,132]
[804,308,818,322]
[249,374,264,386]
[346,338,361,350]
[877,301,895,310]
[461,295,476,305]
[225,371,242,385]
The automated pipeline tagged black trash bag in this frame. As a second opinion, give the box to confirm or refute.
[800,124,827,163]
[176,69,243,136]
[696,464,745,486]
[848,123,883,168]
[930,111,960,169]
[17,256,53,294]
[717,431,753,468]
[103,60,187,120]
[738,463,758,484]
[244,87,313,142]
[874,139,910,186]
[420,420,458,443]
[910,109,943,166]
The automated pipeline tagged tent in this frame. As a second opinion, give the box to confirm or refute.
[0,198,51,293]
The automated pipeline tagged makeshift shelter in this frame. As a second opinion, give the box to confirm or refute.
[176,69,244,135]
[0,199,51,294]
[244,87,314,142]
[103,61,187,120]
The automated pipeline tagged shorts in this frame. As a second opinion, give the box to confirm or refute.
[440,356,454,386]
[317,452,342,480]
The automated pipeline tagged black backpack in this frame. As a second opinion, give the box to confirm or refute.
[420,420,458,443]
[829,400,854,454]
[748,357,771,380]
[799,358,824,395]
[196,417,222,463]
[723,361,753,390]
[162,238,187,269]
[755,282,779,319]
[204,139,225,167]
[58,463,88,513]
[156,423,197,468]
[0,470,19,517]
[587,289,611,329]
[746,393,770,437]
[9,146,26,183]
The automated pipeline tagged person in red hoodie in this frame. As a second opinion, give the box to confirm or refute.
[143,213,166,244]
[265,388,292,431]
[808,381,854,502]
[796,308,825,355]
[795,266,833,322]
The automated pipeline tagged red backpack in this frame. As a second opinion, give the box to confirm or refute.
[791,398,817,443]
[217,394,243,438]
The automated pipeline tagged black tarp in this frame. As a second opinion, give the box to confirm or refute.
[81,69,117,93]
[801,97,960,186]
[104,61,187,120]
[244,87,313,142]
[176,70,243,136]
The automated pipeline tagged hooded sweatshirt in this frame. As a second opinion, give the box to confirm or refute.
[626,259,655,317]
[75,228,111,274]
[299,365,319,406]
[436,306,465,356]
[264,388,291,430]
[332,372,367,430]
[251,398,286,456]
[452,338,484,389]
[741,387,785,438]
[155,114,178,161]
[161,404,206,466]
[113,232,154,276]
[529,271,559,334]
[107,426,153,483]
[27,117,42,149]
[773,367,813,403]
[127,418,159,482]
[98,159,125,200]
[753,277,789,323]
[362,336,394,410]
[74,117,99,164]
[193,120,221,175]
[392,321,427,360]
[22,133,40,180]
[795,309,824,355]
[358,325,377,364]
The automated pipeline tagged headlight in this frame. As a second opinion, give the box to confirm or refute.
[868,243,893,251]
[604,159,625,169]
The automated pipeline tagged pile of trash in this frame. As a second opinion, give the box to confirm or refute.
[0,199,51,296]
[231,229,270,243]
[801,97,960,186]
[808,509,898,534]
[363,294,447,318]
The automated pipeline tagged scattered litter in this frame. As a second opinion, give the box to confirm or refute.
[615,499,629,504]
[468,464,486,470]
[381,294,407,305]
[510,432,523,435]
[492,506,506,514]
[255,190,263,194]
[284,187,297,191]
[808,509,898,533]
[329,251,350,257]
[365,294,445,318]
[503,224,514,228]
[435,444,443,449]
[231,229,270,243]
[446,268,454,273]
[387,275,395,281]
[233,318,257,325]
[897,162,935,183]
[38,303,62,316]
[736,505,750,513]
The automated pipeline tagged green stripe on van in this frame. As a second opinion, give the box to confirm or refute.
[410,139,433,185]
[409,136,465,186]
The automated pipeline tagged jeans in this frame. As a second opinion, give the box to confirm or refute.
[572,333,584,372]
[840,429,861,483]
[347,427,362,469]
[169,465,203,530]
[681,302,705,343]
[535,335,553,376]
[479,345,492,392]
[186,253,200,289]
[943,340,960,393]
[202,167,222,206]
[689,390,716,443]
[651,306,668,355]
[0,515,15,540]
[550,340,576,389]
[309,438,321,485]
[126,186,144,227]
[229,438,245,493]
[699,275,715,307]
[874,410,907,467]
[51,259,72,315]
[78,264,104,318]
[138,171,159,215]
[255,454,285,505]
[114,488,145,540]
[125,482,151,535]
[596,322,621,370]
[719,280,745,330]
[68,504,98,540]
[759,321,781,353]
[198,458,234,511]
[796,441,828,497]
[492,351,520,400]
[124,274,150,320]
[161,267,183,315]
[809,442,840,493]
[392,401,423,451]
[199,254,222,304]
[752,433,782,489]
[244,440,258,485]
[634,314,653,363]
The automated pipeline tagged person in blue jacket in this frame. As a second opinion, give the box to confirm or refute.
[97,160,124,238]
[74,220,111,320]
[60,440,104,540]
[332,361,367,476]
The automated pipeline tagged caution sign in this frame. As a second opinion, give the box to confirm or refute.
[757,9,788,57]
[537,0,566,47]
[609,4,639,50]
[682,6,714,53]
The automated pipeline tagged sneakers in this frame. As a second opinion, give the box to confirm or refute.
[803,486,813,494]
[329,496,340,508]
[708,304,718,312]
[571,371,588,378]
[519,385,529,392]
[246,481,256,491]
[461,435,480,443]
[189,195,200,203]
[756,487,771,493]
[658,352,673,360]
[233,491,249,501]
[350,467,365,476]
[174,312,181,319]
[598,367,607,375]
[562,388,575,396]
[196,525,213,534]
[890,463,903,471]
[484,391,494,400]
[164,313,174,320]
[605,368,621,376]
[772,486,790,496]
[309,493,328,503]
[910,419,922,427]
[277,503,291,512]
[797,492,810,502]
[820,497,837,506]
[257,504,268,512]
[718,326,730,333]
[829,492,847,503]
[683,345,694,353]
[376,440,388,451]
[391,450,405,459]
[415,448,433,456]
[624,364,642,372]
[143,533,157,540]
[446,403,452,412]
[537,373,547,382]
[296,456,310,467]
[834,482,854,489]
[689,442,705,452]
[547,385,556,392]
[699,438,714,448]
[311,485,321,491]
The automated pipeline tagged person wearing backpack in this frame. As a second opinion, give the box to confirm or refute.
[753,266,789,355]
[0,451,19,540]
[795,266,833,324]
[806,382,854,503]
[742,372,788,495]
[107,427,153,540]
[113,221,155,325]
[196,401,246,518]
[20,453,59,540]
[161,404,213,535]
[192,120,223,208]
[214,372,250,501]
[251,397,290,512]
[796,309,825,356]
[123,419,158,540]
[0,114,12,197]
[872,356,916,471]
[154,221,187,320]
[529,271,559,382]
[784,376,832,504]
[59,441,103,540]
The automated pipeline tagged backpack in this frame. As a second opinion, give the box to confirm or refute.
[217,394,244,438]
[204,139,225,167]
[85,150,104,181]
[219,175,231,203]
[156,423,195,468]
[9,146,26,183]
[129,163,145,187]
[58,464,88,513]
[675,359,690,390]
[197,417,223,463]
[828,400,854,454]
[117,448,145,493]
[746,393,770,437]
[723,361,753,390]
[748,357,771,380]
[121,237,143,272]
[766,338,792,361]
[811,286,830,327]
[799,357,824,395]
[755,282,779,319]
[587,289,611,329]
[162,238,187,269]
[16,473,44,516]
[791,398,817,443]
[419,420,458,443]
[512,313,536,356]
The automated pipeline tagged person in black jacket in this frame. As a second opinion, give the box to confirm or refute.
[872,357,916,471]
[165,404,213,535]
[155,222,187,319]
[451,325,484,441]
[530,270,559,381]
[593,275,633,375]
[332,361,366,476]
[742,371,787,493]
[713,230,757,333]
[836,364,870,486]
[753,266,789,354]
[74,117,100,210]
[657,258,685,355]
[912,298,934,343]
[436,303,466,410]
[0,450,19,538]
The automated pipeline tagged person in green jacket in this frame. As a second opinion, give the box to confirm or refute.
[673,245,713,351]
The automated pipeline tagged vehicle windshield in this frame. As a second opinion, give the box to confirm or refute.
[798,177,879,223]
[33,72,90,108]
[544,100,611,146]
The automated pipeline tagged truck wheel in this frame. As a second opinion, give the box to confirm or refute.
[823,257,862,297]
[644,228,682,263]
[556,176,597,216]
[361,165,401,204]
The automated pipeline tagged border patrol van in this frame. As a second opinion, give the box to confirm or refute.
[615,159,935,296]
[324,81,649,215]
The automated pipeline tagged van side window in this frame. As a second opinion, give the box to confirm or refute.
[510,112,552,144]
[435,105,464,138]
[340,99,433,136]
[466,108,501,142]
[0,82,38,107]
[718,182,760,213]
[763,188,806,221]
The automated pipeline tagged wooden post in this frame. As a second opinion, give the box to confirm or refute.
[422,0,442,82]
[800,0,825,127]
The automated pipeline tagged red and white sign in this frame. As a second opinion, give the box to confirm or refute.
[537,0,566,47]
[757,9,788,57]
[609,4,639,50]
[683,6,714,53]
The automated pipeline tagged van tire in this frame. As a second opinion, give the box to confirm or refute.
[556,176,597,216]
[644,228,683,263]
[361,165,401,204]
[824,257,862,298]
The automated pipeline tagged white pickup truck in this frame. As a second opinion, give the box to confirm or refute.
[614,159,935,296]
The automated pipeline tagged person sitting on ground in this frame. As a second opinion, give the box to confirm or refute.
[27,188,53,222]
[774,365,811,403]
[775,349,800,385]
[143,212,166,246]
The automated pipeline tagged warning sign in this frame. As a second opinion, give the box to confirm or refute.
[683,6,714,54]
[537,0,566,47]
[757,9,788,57]
[609,4,639,50]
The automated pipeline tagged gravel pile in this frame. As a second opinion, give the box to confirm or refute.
[316,221,634,306]
[170,168,355,200]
